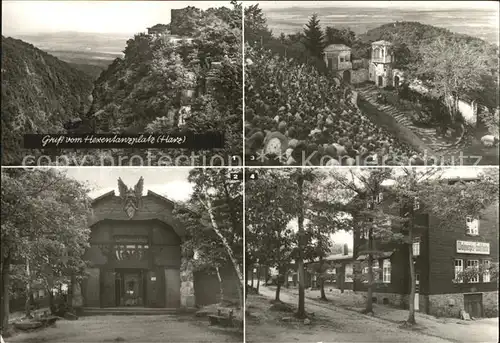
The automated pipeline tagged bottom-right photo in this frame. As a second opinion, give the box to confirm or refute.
[244,167,499,343]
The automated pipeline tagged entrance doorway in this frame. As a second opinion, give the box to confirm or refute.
[343,70,351,84]
[394,75,400,87]
[115,269,145,306]
[464,293,483,318]
[378,76,383,87]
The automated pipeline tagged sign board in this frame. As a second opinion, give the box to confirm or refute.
[456,241,490,255]
[114,236,148,244]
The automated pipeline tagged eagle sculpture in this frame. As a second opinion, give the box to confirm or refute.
[117,177,144,219]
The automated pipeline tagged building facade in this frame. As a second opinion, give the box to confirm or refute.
[323,44,353,83]
[369,40,395,88]
[73,178,238,311]
[352,183,499,318]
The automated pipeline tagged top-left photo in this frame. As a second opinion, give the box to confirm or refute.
[1,1,243,167]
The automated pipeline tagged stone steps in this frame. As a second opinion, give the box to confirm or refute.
[357,87,467,152]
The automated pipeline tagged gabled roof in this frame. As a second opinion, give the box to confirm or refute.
[372,40,393,46]
[90,189,176,205]
[325,44,351,52]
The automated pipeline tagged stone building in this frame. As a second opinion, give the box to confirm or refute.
[323,44,353,83]
[369,40,395,87]
[74,178,240,312]
[352,177,499,318]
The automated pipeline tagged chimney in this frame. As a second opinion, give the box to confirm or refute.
[343,244,349,256]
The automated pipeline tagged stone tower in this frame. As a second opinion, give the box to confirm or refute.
[369,40,394,88]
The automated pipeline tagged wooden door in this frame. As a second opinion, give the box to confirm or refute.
[164,268,181,308]
[328,58,333,70]
[464,294,483,318]
[146,270,161,307]
[378,76,383,87]
[101,270,115,307]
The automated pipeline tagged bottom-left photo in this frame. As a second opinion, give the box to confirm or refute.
[1,167,243,343]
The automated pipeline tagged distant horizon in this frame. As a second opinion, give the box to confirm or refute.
[249,1,499,11]
[1,1,231,36]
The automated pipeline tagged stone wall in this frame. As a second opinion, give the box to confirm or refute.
[428,293,465,318]
[427,291,498,318]
[351,69,369,84]
[355,291,409,309]
[483,291,499,317]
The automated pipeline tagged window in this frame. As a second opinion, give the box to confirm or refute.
[413,197,420,210]
[115,244,149,261]
[412,238,421,257]
[466,216,479,235]
[467,260,479,283]
[454,259,463,283]
[483,260,491,282]
[376,192,383,203]
[383,259,391,283]
[345,264,353,282]
[340,57,344,62]
[373,260,380,281]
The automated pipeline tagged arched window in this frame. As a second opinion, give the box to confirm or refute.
[381,48,385,58]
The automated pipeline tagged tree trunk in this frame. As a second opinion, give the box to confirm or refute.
[407,218,417,325]
[320,277,327,301]
[265,268,270,285]
[365,227,374,314]
[319,257,327,300]
[340,265,345,294]
[275,282,281,302]
[296,173,306,318]
[215,266,224,304]
[49,289,56,314]
[68,275,75,308]
[255,267,261,294]
[1,254,11,334]
[25,259,32,318]
[204,193,244,308]
[250,268,254,289]
[284,271,289,288]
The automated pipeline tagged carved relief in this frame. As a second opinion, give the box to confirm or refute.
[118,177,144,219]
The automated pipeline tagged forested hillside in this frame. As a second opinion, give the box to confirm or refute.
[1,36,94,165]
[87,3,243,164]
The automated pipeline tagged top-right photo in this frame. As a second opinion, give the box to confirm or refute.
[244,1,499,166]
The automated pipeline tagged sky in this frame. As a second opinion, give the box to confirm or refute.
[250,1,499,11]
[62,167,193,202]
[1,1,232,35]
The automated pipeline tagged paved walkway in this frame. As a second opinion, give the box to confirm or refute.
[247,286,454,343]
[276,286,498,343]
